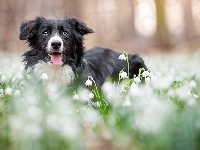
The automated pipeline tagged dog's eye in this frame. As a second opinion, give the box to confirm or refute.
[42,31,48,35]
[63,31,68,35]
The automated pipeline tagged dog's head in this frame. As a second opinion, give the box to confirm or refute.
[20,16,93,66]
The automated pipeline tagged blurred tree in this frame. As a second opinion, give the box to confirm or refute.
[182,0,197,51]
[40,0,82,19]
[0,0,26,52]
[154,0,171,49]
[117,0,136,39]
[0,0,11,51]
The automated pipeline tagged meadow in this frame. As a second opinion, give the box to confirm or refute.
[0,51,200,150]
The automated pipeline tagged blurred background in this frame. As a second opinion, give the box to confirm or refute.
[0,0,200,55]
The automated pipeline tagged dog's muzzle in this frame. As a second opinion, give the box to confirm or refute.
[47,35,64,65]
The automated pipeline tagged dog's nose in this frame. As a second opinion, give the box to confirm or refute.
[51,40,61,50]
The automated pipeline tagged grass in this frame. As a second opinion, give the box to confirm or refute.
[0,51,200,150]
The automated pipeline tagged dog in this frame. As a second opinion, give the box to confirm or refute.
[20,16,147,87]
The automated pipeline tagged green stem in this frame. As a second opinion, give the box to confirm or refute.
[88,76,100,99]
[125,52,130,79]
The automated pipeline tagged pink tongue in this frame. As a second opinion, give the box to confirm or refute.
[50,53,62,65]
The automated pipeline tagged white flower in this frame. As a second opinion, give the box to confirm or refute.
[8,115,23,130]
[96,102,101,107]
[134,77,141,84]
[1,75,6,82]
[129,83,139,97]
[85,79,92,86]
[14,90,21,97]
[0,89,3,94]
[123,98,131,107]
[102,82,114,98]
[0,89,4,97]
[145,77,151,83]
[153,77,172,90]
[167,89,174,97]
[108,93,112,98]
[186,98,196,107]
[189,80,197,88]
[121,86,126,93]
[120,71,128,79]
[142,71,149,77]
[134,98,172,133]
[151,75,157,82]
[89,92,94,99]
[40,73,48,81]
[23,123,42,137]
[73,94,79,101]
[148,72,154,77]
[118,54,126,61]
[20,66,24,71]
[27,106,42,119]
[5,87,12,95]
[78,88,90,102]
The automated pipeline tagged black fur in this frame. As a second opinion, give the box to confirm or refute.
[20,16,147,87]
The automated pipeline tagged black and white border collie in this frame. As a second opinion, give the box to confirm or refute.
[20,16,147,87]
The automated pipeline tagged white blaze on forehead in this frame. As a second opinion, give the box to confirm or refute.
[47,33,63,52]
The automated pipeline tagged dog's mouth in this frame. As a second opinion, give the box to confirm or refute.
[48,52,63,65]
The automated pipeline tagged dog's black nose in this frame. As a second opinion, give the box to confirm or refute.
[51,40,61,50]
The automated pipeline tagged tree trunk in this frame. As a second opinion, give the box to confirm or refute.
[182,0,197,51]
[154,0,171,49]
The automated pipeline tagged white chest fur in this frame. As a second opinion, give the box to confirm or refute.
[33,61,75,87]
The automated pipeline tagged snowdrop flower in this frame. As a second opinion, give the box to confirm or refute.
[15,73,23,80]
[20,66,24,71]
[129,82,139,97]
[1,75,6,82]
[120,71,128,79]
[27,106,42,119]
[0,89,3,94]
[142,71,149,77]
[23,123,42,137]
[151,75,157,82]
[40,73,48,81]
[118,54,126,61]
[78,88,90,102]
[189,80,197,88]
[89,92,94,99]
[148,72,154,77]
[167,89,174,97]
[14,90,21,97]
[5,87,12,95]
[123,98,131,107]
[121,86,126,93]
[108,93,112,98]
[102,82,114,97]
[153,77,172,90]
[0,89,3,97]
[134,98,172,133]
[85,79,92,86]
[186,98,196,107]
[134,77,141,84]
[96,102,101,107]
[145,77,151,83]
[73,94,79,101]
[8,115,23,130]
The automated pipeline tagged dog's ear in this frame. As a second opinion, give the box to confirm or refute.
[19,20,37,40]
[19,16,44,40]
[66,17,94,35]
